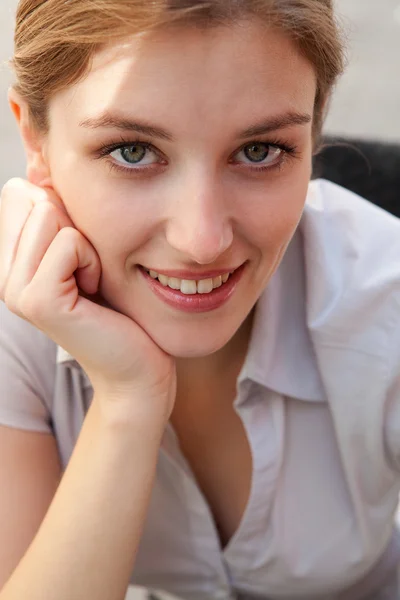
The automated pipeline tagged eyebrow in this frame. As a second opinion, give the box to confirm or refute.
[79,113,174,141]
[237,112,312,139]
[79,110,312,141]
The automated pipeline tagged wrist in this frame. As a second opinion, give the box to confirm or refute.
[91,386,172,434]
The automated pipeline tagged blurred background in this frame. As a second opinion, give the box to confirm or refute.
[1,0,400,188]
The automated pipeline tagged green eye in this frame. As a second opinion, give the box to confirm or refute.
[243,143,270,163]
[235,142,283,168]
[120,145,147,164]
[109,143,159,168]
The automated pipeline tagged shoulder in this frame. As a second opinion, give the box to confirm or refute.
[0,301,91,465]
[299,179,400,356]
[0,300,58,417]
[303,178,400,274]
[0,300,58,373]
[298,181,400,484]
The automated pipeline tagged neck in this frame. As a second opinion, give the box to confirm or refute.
[174,308,255,413]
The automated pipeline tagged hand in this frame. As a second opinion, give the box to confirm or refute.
[0,178,176,422]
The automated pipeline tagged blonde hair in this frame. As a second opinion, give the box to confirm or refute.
[10,0,346,148]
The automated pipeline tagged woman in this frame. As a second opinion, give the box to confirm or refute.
[0,1,399,599]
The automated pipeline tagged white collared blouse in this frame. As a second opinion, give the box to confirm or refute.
[1,179,400,599]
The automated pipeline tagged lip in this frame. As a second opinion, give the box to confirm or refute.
[139,262,246,313]
[140,267,239,280]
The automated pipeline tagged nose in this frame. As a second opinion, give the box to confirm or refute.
[165,175,234,265]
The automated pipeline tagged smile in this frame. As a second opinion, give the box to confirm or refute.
[139,263,246,313]
[143,268,233,295]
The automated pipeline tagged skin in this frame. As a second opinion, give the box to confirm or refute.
[10,19,316,363]
[9,19,317,544]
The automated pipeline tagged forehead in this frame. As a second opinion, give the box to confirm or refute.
[50,21,317,131]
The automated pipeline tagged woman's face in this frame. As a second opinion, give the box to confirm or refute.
[42,20,316,358]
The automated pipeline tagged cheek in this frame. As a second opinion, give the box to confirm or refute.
[240,182,308,254]
[46,139,157,256]
[233,149,312,251]
[49,169,156,264]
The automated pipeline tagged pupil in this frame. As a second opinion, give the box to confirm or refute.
[244,144,269,163]
[121,145,146,163]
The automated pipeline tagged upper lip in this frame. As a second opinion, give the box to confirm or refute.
[140,264,243,280]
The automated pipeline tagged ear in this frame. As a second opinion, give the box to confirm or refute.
[8,87,52,188]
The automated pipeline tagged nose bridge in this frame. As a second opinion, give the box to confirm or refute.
[166,170,233,264]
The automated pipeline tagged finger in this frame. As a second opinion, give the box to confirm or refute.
[75,263,102,296]
[20,227,101,323]
[0,179,72,296]
[0,179,37,294]
[4,201,72,311]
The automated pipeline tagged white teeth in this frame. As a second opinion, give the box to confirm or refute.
[145,267,233,294]
[181,279,197,295]
[158,274,169,286]
[213,276,222,288]
[197,278,214,294]
[167,277,181,290]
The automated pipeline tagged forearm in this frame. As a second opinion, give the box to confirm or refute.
[1,397,166,600]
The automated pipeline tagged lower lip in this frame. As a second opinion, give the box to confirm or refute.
[139,264,246,313]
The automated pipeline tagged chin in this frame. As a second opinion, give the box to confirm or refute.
[146,324,234,359]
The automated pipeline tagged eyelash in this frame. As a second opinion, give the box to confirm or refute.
[94,135,300,176]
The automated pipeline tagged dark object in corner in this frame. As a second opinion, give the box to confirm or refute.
[312,136,400,218]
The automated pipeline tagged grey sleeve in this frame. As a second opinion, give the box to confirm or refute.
[0,300,56,433]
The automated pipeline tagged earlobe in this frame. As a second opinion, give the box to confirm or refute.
[26,155,52,188]
[8,87,51,187]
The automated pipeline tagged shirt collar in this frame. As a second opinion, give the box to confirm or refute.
[237,226,325,403]
[56,345,74,365]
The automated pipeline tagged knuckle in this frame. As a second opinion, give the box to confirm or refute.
[3,279,47,324]
[1,177,50,201]
[57,226,80,242]
[18,285,48,323]
[32,199,57,219]
[3,288,22,318]
[1,178,37,200]
[0,270,8,300]
[31,201,73,231]
[1,177,25,196]
[0,178,47,212]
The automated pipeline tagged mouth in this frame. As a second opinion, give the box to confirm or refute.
[139,266,237,295]
[138,263,246,313]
